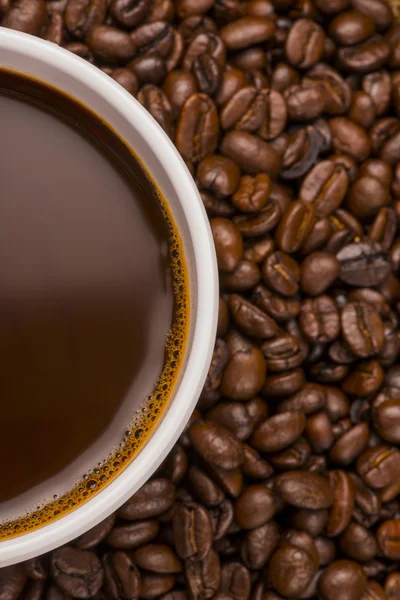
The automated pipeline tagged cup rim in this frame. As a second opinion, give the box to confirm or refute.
[0,28,218,565]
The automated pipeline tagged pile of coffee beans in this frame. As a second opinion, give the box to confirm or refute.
[2,0,400,598]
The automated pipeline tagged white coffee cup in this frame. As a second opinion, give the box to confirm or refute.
[0,27,218,567]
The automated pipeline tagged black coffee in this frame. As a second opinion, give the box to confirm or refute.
[0,69,188,537]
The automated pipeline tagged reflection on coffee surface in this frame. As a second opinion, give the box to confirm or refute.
[0,69,188,538]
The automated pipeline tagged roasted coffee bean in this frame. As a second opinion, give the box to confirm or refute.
[228,294,279,340]
[241,443,274,479]
[305,411,334,453]
[291,507,329,536]
[341,302,384,358]
[253,284,300,322]
[275,200,315,253]
[274,471,333,509]
[184,549,221,600]
[363,70,391,115]
[232,174,271,213]
[234,203,282,238]
[187,465,225,506]
[251,411,305,453]
[140,573,175,599]
[300,160,349,217]
[132,545,182,574]
[118,478,175,520]
[342,359,383,396]
[326,470,355,537]
[103,551,140,600]
[299,296,339,343]
[221,131,281,177]
[198,155,240,198]
[330,10,376,45]
[136,85,174,137]
[220,346,266,400]
[373,399,400,443]
[377,520,400,560]
[338,35,391,73]
[285,18,325,68]
[357,446,400,488]
[346,175,389,220]
[352,0,393,30]
[284,82,326,122]
[1,0,46,34]
[318,560,367,600]
[220,561,251,600]
[210,218,243,273]
[85,25,136,63]
[234,484,276,529]
[280,127,323,180]
[263,251,300,297]
[348,91,377,128]
[106,520,159,550]
[64,0,106,38]
[268,545,316,598]
[220,17,275,50]
[176,93,219,163]
[51,548,104,598]
[75,515,116,550]
[163,71,198,114]
[0,566,27,600]
[207,401,254,441]
[330,422,370,465]
[261,333,307,371]
[189,421,244,469]
[337,241,391,287]
[220,260,261,292]
[385,573,400,600]
[300,252,340,296]
[268,436,311,471]
[263,368,305,399]
[241,521,280,569]
[111,68,139,94]
[278,382,326,414]
[209,499,234,540]
[329,117,371,162]
[339,523,378,562]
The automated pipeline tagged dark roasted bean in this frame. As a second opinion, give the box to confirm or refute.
[118,478,175,520]
[339,523,378,562]
[251,411,305,452]
[1,0,46,34]
[341,302,384,358]
[263,251,300,297]
[176,93,219,163]
[232,174,271,213]
[220,17,275,51]
[221,131,281,177]
[300,252,340,296]
[106,520,159,550]
[234,484,276,529]
[241,521,279,569]
[51,548,104,598]
[285,18,325,68]
[357,446,400,488]
[228,294,278,340]
[274,471,333,509]
[268,545,316,598]
[326,470,355,537]
[318,560,367,600]
[103,551,140,600]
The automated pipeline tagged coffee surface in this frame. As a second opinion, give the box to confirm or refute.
[0,70,184,524]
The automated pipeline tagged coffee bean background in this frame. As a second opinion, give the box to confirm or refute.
[1,0,400,598]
